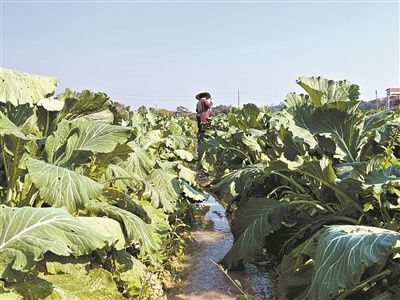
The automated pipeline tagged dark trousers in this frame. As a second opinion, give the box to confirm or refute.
[196,116,206,143]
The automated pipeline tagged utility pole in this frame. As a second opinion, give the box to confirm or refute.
[387,91,390,109]
[376,90,378,110]
[237,90,240,108]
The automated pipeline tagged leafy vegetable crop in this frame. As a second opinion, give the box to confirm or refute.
[199,76,400,299]
[0,68,207,299]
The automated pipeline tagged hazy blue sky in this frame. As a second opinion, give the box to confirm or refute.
[1,0,399,111]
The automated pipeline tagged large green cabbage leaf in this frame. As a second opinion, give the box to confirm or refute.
[78,216,127,250]
[307,225,400,299]
[42,268,125,299]
[0,112,28,140]
[54,120,132,167]
[173,149,194,162]
[176,162,197,186]
[220,197,289,269]
[122,142,157,178]
[27,158,103,212]
[282,156,364,212]
[278,77,392,163]
[85,202,161,259]
[42,119,132,167]
[104,163,143,192]
[307,108,363,161]
[35,89,116,138]
[363,165,400,196]
[180,180,209,202]
[8,267,125,300]
[209,165,267,206]
[55,88,114,123]
[89,144,133,178]
[0,205,112,282]
[363,109,394,133]
[277,225,400,300]
[143,168,180,212]
[268,118,311,160]
[0,68,58,106]
[364,165,400,186]
[229,103,269,130]
[164,134,192,151]
[295,76,360,106]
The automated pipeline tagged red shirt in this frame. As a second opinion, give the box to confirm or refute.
[196,98,213,123]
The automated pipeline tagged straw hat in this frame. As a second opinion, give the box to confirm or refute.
[195,91,211,100]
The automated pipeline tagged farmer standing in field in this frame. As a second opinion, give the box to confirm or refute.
[195,91,213,143]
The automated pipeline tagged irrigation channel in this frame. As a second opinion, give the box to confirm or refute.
[168,194,274,300]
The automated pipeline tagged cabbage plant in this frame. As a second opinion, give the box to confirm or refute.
[200,76,400,299]
[0,68,206,299]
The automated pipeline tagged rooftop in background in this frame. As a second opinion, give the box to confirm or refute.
[386,88,400,93]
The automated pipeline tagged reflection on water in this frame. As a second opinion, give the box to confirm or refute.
[168,196,271,300]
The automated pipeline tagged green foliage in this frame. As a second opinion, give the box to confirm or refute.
[0,67,58,106]
[0,67,205,299]
[277,225,400,300]
[3,68,399,299]
[0,205,112,282]
[200,76,400,299]
[220,198,290,269]
[28,158,104,211]
[10,266,126,300]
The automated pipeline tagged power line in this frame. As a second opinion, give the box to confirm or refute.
[240,91,284,98]
[106,91,237,99]
[99,89,292,100]
[105,90,287,109]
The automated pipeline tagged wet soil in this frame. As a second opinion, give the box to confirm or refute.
[168,196,272,300]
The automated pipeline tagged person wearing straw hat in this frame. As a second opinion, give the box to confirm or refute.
[195,91,213,142]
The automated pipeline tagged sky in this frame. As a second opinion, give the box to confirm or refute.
[1,0,399,112]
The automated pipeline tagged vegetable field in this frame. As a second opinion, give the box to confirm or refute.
[0,68,205,299]
[199,77,400,299]
[1,68,399,299]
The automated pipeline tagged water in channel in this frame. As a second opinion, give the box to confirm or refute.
[168,195,272,300]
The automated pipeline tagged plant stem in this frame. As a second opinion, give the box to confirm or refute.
[211,260,250,298]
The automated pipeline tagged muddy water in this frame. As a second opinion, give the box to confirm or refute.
[169,196,272,300]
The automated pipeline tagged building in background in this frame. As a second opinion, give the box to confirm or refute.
[386,88,400,109]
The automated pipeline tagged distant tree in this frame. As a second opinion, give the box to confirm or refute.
[269,102,284,112]
[211,104,234,114]
[138,105,147,114]
[358,99,386,111]
[158,109,174,117]
[176,106,189,114]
